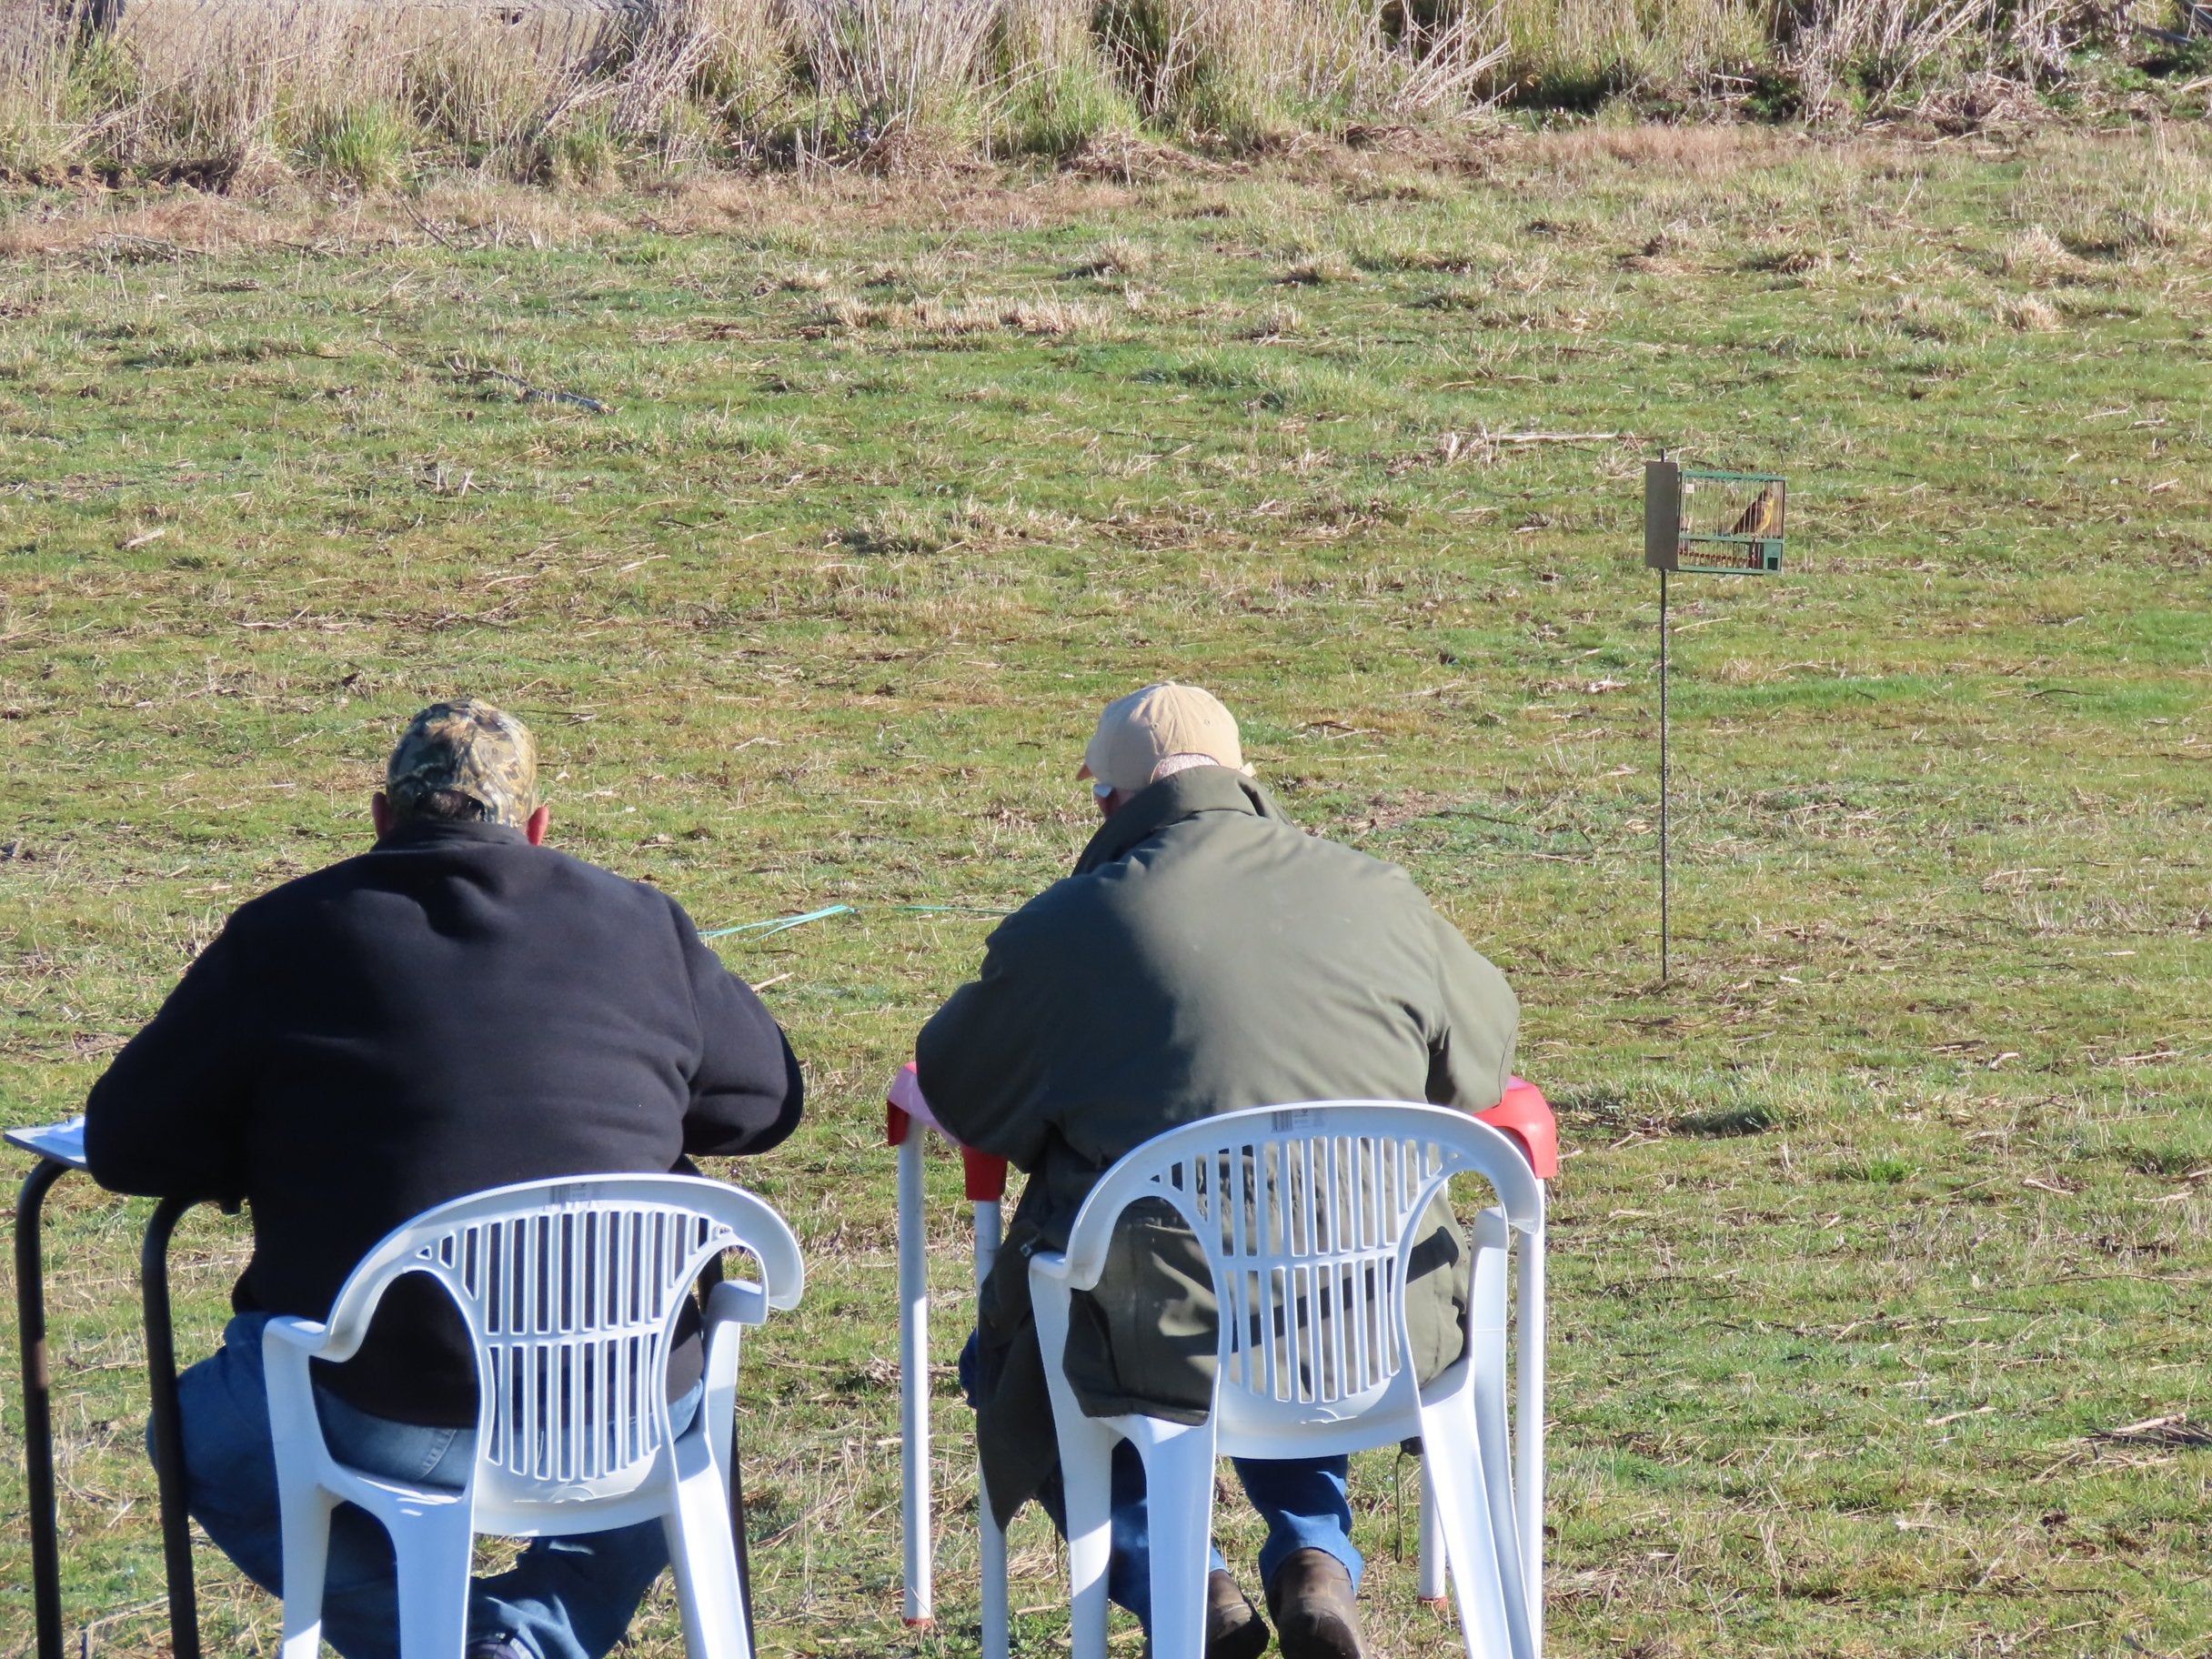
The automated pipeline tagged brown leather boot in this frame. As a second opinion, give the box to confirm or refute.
[1142,1572,1270,1659]
[1207,1568,1270,1659]
[1266,1549,1368,1659]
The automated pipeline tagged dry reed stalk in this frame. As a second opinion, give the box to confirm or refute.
[1355,0,1513,117]
[0,0,2167,179]
[0,5,82,166]
[687,0,798,133]
[783,0,1004,148]
[1091,0,1362,137]
[1489,0,1767,106]
[607,0,726,137]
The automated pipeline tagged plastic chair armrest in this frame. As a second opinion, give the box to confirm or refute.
[264,1317,332,1354]
[705,1277,769,1329]
[1028,1247,1095,1292]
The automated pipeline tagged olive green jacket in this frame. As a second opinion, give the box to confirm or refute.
[917,767,1519,1526]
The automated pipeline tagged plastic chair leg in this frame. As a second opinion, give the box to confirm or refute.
[1467,1213,1536,1658]
[1127,1420,1219,1659]
[1418,1389,1518,1659]
[980,1500,1010,1659]
[275,1484,338,1659]
[666,1429,751,1659]
[1057,1410,1121,1659]
[387,1504,476,1659]
[1416,1457,1446,1604]
[1471,1332,1532,1646]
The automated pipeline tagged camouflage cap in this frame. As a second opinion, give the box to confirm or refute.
[385,699,539,827]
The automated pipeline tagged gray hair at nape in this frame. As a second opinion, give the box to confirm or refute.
[1149,751,1230,784]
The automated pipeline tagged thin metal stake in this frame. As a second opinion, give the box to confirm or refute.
[1659,567,1671,984]
[142,1195,202,1659]
[17,1159,70,1659]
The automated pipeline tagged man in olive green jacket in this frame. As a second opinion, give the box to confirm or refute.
[915,684,1518,1659]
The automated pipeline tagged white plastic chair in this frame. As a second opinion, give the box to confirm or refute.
[1030,1101,1544,1659]
[263,1174,803,1659]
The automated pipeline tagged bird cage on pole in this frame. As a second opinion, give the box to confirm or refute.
[1643,457,1789,981]
[1645,461,1785,573]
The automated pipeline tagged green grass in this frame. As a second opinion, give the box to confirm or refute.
[2,124,2209,1657]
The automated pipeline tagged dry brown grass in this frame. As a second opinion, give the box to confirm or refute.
[4,0,2184,186]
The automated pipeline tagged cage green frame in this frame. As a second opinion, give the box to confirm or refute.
[1644,460,1785,574]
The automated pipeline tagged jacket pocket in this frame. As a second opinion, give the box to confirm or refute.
[1065,1198,1219,1423]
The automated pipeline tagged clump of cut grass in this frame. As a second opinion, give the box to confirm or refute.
[1282,247,1359,283]
[2117,1143,2207,1179]
[1064,234,1154,278]
[2028,132,2212,256]
[819,290,1111,337]
[1834,1154,1917,1183]
[2000,291,2062,329]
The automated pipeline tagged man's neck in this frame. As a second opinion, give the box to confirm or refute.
[373,816,531,852]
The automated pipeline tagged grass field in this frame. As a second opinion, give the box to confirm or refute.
[2,123,2210,1657]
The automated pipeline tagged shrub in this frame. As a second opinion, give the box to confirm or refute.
[297,100,417,189]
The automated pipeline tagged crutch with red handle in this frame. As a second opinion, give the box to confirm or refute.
[888,1064,1012,1658]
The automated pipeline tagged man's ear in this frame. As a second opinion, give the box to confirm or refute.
[525,805,550,847]
[370,791,393,840]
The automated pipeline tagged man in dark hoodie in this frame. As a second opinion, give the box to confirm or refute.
[85,699,804,1659]
[915,684,1520,1659]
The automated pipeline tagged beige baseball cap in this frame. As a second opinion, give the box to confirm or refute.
[1078,683,1245,795]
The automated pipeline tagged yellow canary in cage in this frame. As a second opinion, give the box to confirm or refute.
[1727,485,1782,538]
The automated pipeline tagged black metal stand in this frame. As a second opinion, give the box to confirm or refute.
[16,1158,70,1659]
[143,1194,204,1659]
[15,1161,208,1659]
[1659,567,1671,984]
[730,1423,756,1654]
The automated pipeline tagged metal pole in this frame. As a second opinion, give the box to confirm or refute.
[16,1158,71,1659]
[896,1129,933,1626]
[141,1194,202,1659]
[730,1382,756,1655]
[1659,567,1671,984]
[974,1194,1009,1659]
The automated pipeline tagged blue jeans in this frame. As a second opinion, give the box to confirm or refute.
[173,1313,697,1659]
[963,1333,1362,1633]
